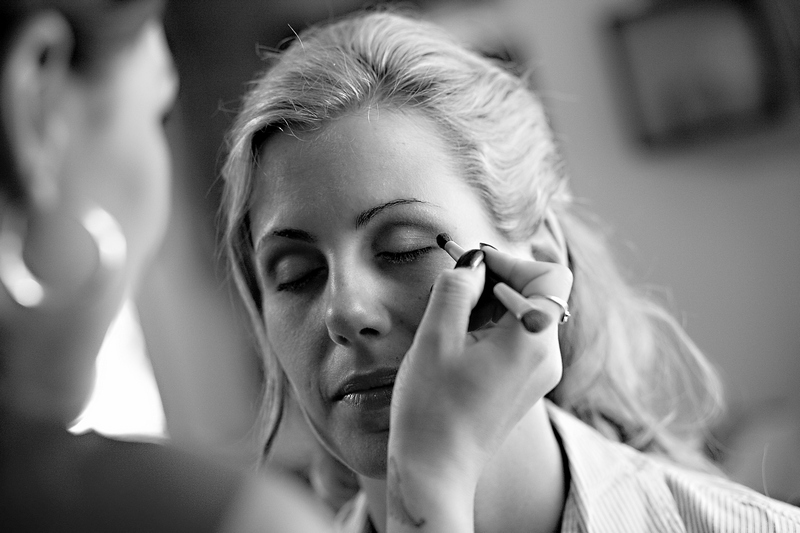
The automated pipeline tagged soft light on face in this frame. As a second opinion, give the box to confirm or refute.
[250,110,526,478]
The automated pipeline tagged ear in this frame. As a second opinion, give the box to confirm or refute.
[1,11,74,210]
[529,208,568,266]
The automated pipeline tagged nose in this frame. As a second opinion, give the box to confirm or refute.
[324,263,390,346]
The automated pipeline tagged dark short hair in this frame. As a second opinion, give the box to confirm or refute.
[0,0,163,200]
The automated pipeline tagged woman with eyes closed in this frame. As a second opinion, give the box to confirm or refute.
[221,9,800,533]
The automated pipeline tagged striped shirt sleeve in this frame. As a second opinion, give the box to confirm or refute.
[548,402,800,533]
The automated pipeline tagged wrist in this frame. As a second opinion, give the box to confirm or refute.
[385,454,475,533]
[387,421,486,489]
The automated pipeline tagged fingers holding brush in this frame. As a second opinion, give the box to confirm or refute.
[479,245,572,304]
[435,233,573,334]
[394,235,570,484]
[481,244,573,332]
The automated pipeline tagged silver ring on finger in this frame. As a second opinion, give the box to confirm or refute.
[535,294,570,324]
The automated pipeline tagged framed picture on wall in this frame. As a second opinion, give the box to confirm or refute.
[609,0,793,147]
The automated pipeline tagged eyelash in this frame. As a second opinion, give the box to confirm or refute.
[379,247,434,265]
[274,247,434,292]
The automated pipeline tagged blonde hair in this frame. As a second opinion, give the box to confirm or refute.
[221,9,723,470]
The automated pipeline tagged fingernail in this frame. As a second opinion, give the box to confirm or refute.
[454,249,484,269]
[519,309,552,333]
[479,242,497,250]
[493,282,552,334]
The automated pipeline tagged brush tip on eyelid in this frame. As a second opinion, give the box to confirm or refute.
[436,232,452,249]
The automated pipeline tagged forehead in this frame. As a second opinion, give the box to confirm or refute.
[250,110,479,228]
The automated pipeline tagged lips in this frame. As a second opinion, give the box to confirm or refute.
[332,368,397,408]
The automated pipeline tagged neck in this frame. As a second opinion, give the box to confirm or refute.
[361,400,568,533]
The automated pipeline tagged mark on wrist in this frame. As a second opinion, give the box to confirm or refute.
[387,456,427,529]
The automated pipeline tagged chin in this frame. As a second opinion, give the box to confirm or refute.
[330,429,391,480]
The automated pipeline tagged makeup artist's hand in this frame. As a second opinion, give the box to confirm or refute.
[386,246,572,530]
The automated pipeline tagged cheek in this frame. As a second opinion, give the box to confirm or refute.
[263,303,328,398]
[388,257,452,332]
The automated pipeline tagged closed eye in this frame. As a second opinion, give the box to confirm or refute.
[378,247,434,265]
[275,267,325,292]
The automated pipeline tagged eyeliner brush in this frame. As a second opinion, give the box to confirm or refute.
[436,232,465,261]
[435,232,552,333]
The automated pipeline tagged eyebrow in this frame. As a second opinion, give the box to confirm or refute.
[258,198,431,249]
[262,228,314,246]
[355,199,428,229]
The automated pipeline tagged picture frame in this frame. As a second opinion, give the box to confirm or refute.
[609,0,792,147]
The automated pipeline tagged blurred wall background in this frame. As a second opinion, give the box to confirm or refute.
[143,0,799,503]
